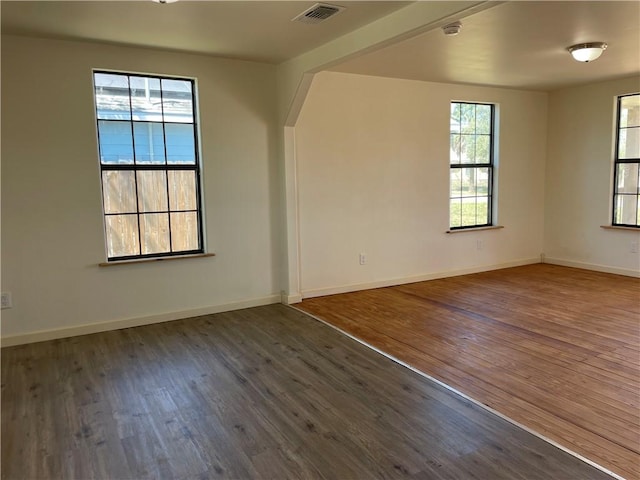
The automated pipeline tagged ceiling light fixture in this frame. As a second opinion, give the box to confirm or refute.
[152,0,179,4]
[567,42,607,62]
[442,21,462,36]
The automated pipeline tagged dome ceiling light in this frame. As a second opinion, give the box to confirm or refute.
[567,42,608,62]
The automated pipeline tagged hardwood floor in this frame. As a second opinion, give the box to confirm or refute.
[297,264,640,480]
[2,302,615,479]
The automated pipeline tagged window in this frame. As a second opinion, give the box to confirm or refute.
[612,93,640,227]
[449,102,494,229]
[93,71,204,261]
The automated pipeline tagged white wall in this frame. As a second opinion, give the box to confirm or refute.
[295,72,548,296]
[545,76,640,276]
[1,35,282,342]
[3,33,635,344]
[276,0,488,301]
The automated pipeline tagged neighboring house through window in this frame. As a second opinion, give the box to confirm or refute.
[93,71,204,261]
[449,102,495,229]
[613,93,640,227]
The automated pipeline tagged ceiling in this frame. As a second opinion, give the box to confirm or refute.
[330,1,640,91]
[0,1,411,64]
[1,1,639,91]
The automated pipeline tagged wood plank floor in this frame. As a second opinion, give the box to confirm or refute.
[297,264,640,480]
[2,303,615,479]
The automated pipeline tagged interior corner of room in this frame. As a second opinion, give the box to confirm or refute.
[2,1,639,344]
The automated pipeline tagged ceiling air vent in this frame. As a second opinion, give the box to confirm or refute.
[293,3,345,24]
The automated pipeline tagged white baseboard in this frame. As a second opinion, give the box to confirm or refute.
[301,257,541,299]
[1,294,282,348]
[543,257,640,278]
[281,292,303,305]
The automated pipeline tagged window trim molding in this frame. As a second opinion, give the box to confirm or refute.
[98,252,215,267]
[600,225,640,232]
[446,225,504,234]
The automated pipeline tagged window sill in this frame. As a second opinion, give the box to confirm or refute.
[99,253,215,267]
[446,225,504,234]
[600,225,640,232]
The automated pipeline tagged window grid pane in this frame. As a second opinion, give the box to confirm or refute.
[449,102,494,229]
[102,171,137,214]
[140,213,171,255]
[614,194,639,225]
[166,124,196,164]
[170,212,199,251]
[618,127,640,160]
[94,71,203,260]
[137,171,168,213]
[105,214,140,258]
[161,79,194,123]
[168,171,197,211]
[130,77,163,122]
[98,121,134,164]
[95,73,131,121]
[133,122,166,164]
[613,93,640,227]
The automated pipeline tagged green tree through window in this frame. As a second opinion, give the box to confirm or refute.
[449,102,495,229]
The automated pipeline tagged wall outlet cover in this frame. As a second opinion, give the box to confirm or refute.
[1,292,12,309]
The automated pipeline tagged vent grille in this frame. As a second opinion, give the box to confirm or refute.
[293,3,345,24]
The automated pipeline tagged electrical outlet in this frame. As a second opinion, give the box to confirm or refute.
[359,253,367,265]
[476,240,484,250]
[631,242,639,254]
[1,292,12,309]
